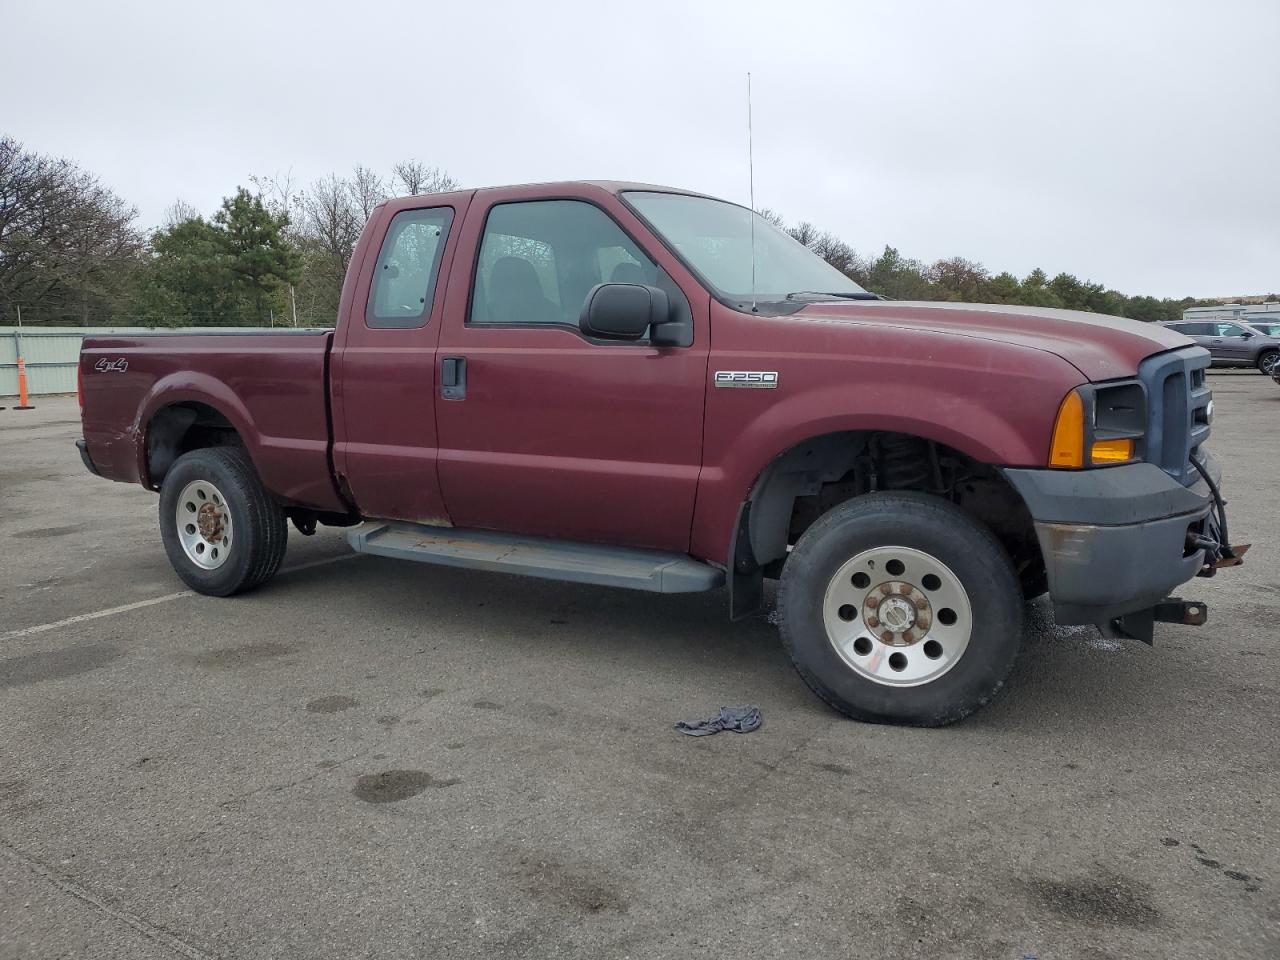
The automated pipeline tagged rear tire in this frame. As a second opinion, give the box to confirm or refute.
[159,447,288,596]
[777,492,1023,726]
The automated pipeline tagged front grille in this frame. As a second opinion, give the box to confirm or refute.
[1138,346,1212,486]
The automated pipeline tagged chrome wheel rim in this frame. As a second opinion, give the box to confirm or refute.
[175,480,233,570]
[822,546,972,687]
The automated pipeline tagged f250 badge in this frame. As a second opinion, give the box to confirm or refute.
[714,370,778,389]
[94,358,129,373]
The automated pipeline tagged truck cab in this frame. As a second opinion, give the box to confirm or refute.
[78,181,1243,725]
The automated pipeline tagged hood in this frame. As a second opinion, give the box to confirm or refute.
[796,301,1191,382]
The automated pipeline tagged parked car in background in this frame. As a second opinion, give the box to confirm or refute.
[1161,320,1280,373]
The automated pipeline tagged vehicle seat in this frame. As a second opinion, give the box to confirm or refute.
[488,256,558,324]
[610,262,646,284]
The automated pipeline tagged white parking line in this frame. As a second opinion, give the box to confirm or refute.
[1,592,194,640]
[2,553,359,641]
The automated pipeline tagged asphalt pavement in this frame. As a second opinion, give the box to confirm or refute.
[1,378,1277,959]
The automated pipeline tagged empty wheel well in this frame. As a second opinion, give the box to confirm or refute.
[744,431,1044,590]
[146,402,244,487]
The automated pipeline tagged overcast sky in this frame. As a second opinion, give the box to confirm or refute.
[4,0,1277,298]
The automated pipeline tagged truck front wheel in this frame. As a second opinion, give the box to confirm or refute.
[777,492,1023,726]
[159,447,288,596]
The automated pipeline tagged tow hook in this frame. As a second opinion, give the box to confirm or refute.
[1187,532,1250,576]
[1102,597,1208,646]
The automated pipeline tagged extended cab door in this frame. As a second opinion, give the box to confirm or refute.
[331,195,470,523]
[432,187,710,552]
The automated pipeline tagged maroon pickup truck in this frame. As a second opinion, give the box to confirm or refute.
[77,181,1243,725]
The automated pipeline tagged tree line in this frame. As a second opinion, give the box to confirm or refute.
[0,135,1258,328]
[0,136,458,327]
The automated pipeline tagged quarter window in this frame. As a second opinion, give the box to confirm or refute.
[469,200,659,327]
[367,207,454,328]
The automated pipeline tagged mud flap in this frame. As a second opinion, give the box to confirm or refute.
[729,501,764,621]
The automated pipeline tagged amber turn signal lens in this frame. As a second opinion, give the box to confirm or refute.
[1049,390,1085,468]
[1090,438,1135,463]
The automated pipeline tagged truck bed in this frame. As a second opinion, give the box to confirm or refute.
[79,329,345,511]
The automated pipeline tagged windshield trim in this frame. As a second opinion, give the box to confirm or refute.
[619,189,864,317]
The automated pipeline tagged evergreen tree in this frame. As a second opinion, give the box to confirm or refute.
[213,188,300,323]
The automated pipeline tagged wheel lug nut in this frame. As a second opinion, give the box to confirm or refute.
[866,616,879,628]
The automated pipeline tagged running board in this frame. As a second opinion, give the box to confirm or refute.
[347,522,725,594]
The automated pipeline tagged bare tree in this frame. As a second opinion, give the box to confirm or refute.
[162,198,200,228]
[349,165,387,220]
[755,207,786,228]
[0,136,143,320]
[786,221,822,249]
[299,173,362,278]
[390,160,460,196]
[249,170,301,227]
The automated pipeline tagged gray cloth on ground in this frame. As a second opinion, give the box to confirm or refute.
[674,704,762,736]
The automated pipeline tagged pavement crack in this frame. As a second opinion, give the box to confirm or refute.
[0,837,220,960]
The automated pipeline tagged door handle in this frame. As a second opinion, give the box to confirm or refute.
[441,356,467,400]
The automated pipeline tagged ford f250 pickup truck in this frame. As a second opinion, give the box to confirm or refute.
[77,181,1245,725]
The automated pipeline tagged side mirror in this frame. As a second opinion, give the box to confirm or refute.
[1240,331,1254,338]
[580,283,670,341]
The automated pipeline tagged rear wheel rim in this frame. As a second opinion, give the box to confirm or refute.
[175,480,233,570]
[821,545,973,687]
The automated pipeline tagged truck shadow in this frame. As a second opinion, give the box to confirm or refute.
[285,555,1193,732]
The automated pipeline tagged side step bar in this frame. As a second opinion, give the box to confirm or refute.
[347,522,725,594]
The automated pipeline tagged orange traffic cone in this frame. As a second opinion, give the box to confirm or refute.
[14,356,34,409]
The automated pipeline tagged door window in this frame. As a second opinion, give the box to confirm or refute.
[1215,323,1248,337]
[367,207,455,328]
[469,200,659,327]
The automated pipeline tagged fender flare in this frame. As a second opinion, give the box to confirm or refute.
[134,373,262,488]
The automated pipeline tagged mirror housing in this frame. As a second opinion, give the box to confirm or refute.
[1240,330,1254,338]
[579,283,670,341]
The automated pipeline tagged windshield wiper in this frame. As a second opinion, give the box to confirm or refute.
[784,290,883,301]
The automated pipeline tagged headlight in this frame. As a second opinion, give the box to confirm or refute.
[1049,381,1146,469]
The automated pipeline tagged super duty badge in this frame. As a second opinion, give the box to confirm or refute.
[714,370,778,389]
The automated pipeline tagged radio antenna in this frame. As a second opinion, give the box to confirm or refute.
[747,72,757,311]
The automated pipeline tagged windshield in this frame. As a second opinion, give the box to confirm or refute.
[624,191,868,305]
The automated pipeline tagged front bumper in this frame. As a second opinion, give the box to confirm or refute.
[1003,452,1230,629]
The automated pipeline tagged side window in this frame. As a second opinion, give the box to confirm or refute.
[367,207,454,328]
[1181,323,1211,335]
[1216,323,1246,337]
[469,200,658,326]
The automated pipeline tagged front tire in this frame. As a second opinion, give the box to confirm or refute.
[159,447,288,596]
[777,492,1023,726]
[1257,350,1279,375]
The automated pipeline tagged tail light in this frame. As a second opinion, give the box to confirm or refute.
[77,362,85,416]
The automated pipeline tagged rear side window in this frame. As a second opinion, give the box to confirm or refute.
[1177,322,1212,335]
[367,207,454,328]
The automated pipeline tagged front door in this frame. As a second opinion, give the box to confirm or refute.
[433,189,709,553]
